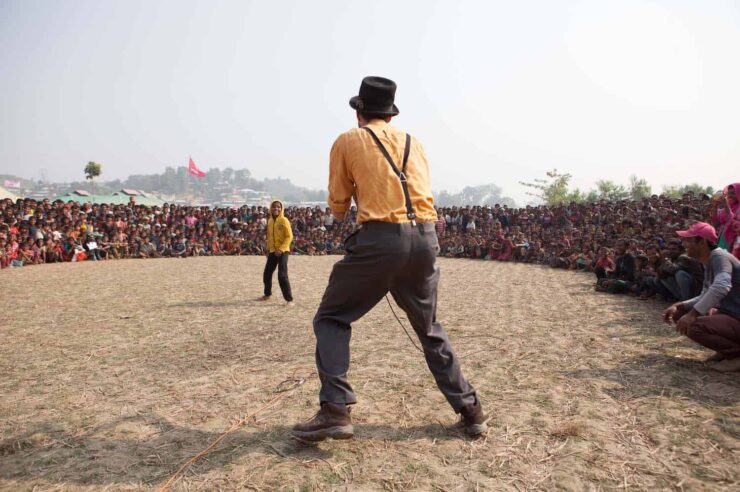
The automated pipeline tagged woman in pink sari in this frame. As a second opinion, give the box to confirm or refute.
[711,183,740,255]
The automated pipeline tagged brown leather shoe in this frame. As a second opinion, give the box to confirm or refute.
[292,403,354,442]
[459,399,489,437]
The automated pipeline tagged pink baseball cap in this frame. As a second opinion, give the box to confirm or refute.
[676,222,718,244]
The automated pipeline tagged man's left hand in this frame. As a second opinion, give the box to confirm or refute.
[676,310,698,336]
[275,250,283,257]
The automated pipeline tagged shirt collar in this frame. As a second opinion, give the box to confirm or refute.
[364,119,391,130]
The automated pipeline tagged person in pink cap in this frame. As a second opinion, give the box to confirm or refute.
[663,222,740,372]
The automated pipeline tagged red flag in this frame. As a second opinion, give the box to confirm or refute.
[188,157,206,177]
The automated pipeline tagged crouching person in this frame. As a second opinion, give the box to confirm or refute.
[663,223,740,372]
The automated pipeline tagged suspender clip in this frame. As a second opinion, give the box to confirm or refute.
[399,172,408,183]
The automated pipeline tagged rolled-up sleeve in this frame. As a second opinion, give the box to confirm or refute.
[328,135,353,216]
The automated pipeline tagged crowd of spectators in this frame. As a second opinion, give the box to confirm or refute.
[0,197,357,267]
[2,185,739,306]
[434,186,738,301]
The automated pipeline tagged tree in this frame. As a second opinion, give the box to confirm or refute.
[433,184,515,207]
[222,167,234,185]
[234,169,251,187]
[520,169,583,206]
[595,180,630,202]
[84,161,102,194]
[628,175,652,200]
[662,183,714,199]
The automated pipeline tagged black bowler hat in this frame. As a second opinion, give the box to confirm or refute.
[349,76,399,116]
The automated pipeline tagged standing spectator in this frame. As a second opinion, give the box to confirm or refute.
[435,212,446,238]
[711,183,739,253]
[323,208,335,231]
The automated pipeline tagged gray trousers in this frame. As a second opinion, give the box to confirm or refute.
[313,221,477,412]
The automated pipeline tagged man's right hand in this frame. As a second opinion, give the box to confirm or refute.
[663,302,686,325]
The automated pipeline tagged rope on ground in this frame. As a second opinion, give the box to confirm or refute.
[385,295,424,353]
[158,368,313,492]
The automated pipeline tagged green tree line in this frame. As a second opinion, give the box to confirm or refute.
[520,170,714,206]
[433,184,516,207]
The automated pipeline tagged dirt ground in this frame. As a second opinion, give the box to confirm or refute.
[1,256,738,491]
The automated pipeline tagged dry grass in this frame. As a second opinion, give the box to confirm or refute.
[0,256,738,491]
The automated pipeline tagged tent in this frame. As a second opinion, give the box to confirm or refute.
[0,186,21,201]
[52,189,166,206]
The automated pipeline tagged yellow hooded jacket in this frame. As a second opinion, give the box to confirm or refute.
[266,200,293,253]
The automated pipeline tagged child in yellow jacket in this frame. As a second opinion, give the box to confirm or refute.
[259,200,294,304]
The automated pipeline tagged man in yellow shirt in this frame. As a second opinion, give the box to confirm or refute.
[258,200,294,305]
[293,76,487,442]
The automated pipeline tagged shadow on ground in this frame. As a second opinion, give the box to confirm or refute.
[0,414,464,487]
[563,352,740,407]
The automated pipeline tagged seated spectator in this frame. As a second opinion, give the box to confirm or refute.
[18,241,36,265]
[593,247,615,281]
[498,234,514,261]
[596,239,635,293]
[488,235,502,260]
[0,237,8,269]
[641,239,703,301]
[138,237,159,259]
[664,223,740,372]
[97,235,112,260]
[548,241,571,269]
[523,240,543,263]
[630,254,655,296]
[83,234,101,261]
[160,237,173,257]
[173,237,187,258]
[512,234,529,261]
[570,244,594,271]
[31,239,44,264]
[43,237,62,263]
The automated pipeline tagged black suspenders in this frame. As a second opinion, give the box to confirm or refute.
[362,127,417,227]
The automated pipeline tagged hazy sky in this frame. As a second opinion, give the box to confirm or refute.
[1,0,738,204]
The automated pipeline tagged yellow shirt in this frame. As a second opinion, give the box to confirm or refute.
[328,119,438,224]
